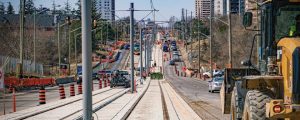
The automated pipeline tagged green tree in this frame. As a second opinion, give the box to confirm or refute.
[191,19,209,39]
[92,0,100,20]
[75,0,81,19]
[64,0,71,14]
[0,3,5,15]
[7,2,14,14]
[25,0,35,14]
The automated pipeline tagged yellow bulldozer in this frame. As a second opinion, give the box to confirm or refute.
[221,0,300,119]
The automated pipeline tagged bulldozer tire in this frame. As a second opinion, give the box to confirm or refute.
[230,87,242,120]
[242,90,273,120]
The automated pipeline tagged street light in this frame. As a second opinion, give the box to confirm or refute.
[194,31,210,75]
[33,8,49,74]
[210,15,232,68]
[57,17,72,76]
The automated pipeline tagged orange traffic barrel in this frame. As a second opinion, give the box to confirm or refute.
[70,84,75,97]
[104,79,107,87]
[99,79,102,89]
[78,83,82,94]
[59,85,66,99]
[9,85,13,93]
[107,79,110,87]
[39,87,46,104]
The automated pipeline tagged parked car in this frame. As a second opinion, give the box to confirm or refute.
[169,59,175,65]
[203,69,222,78]
[172,54,181,62]
[124,44,130,50]
[171,46,177,51]
[208,77,224,93]
[173,51,179,56]
[214,69,224,77]
[171,41,176,46]
[163,45,169,52]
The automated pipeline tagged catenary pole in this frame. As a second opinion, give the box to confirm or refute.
[210,0,213,78]
[139,27,143,84]
[228,0,232,68]
[81,0,93,119]
[130,3,135,93]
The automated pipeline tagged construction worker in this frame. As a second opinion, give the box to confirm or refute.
[289,15,300,37]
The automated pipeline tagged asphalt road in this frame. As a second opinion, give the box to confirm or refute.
[163,52,230,120]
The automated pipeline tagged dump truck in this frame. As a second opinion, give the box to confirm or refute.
[221,0,300,119]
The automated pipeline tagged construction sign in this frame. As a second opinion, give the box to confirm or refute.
[0,68,4,89]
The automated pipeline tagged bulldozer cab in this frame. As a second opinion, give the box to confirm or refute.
[243,0,300,74]
[222,0,300,119]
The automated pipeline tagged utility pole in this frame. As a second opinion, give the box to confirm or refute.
[139,27,143,84]
[74,33,77,77]
[190,11,193,54]
[228,0,232,68]
[144,30,148,80]
[33,10,36,73]
[68,25,71,76]
[185,9,188,51]
[18,0,25,78]
[210,0,213,78]
[58,22,61,76]
[130,3,135,93]
[181,8,185,42]
[198,23,201,75]
[81,0,93,119]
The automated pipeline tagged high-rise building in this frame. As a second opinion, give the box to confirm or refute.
[214,0,225,16]
[195,0,201,19]
[195,0,213,19]
[99,0,115,21]
[224,0,245,15]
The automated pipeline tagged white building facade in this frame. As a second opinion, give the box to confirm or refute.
[99,0,115,21]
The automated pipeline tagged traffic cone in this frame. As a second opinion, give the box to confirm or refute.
[99,79,102,89]
[59,85,66,99]
[107,76,110,87]
[70,84,75,97]
[9,85,13,93]
[78,83,82,94]
[104,79,107,87]
[39,87,46,104]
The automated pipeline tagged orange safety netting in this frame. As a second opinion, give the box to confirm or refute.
[4,77,55,87]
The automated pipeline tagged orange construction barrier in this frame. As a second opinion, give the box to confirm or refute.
[78,83,82,94]
[99,79,102,89]
[59,85,66,99]
[12,88,16,112]
[70,84,75,97]
[39,87,46,104]
[104,79,107,88]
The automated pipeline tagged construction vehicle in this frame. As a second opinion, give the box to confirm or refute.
[110,70,130,88]
[221,0,300,119]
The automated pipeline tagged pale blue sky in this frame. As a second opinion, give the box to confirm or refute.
[1,0,194,21]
